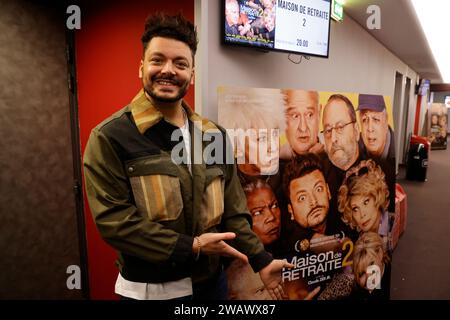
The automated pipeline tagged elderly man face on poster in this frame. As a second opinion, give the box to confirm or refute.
[357,94,392,159]
[322,94,360,171]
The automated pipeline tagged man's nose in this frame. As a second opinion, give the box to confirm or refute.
[265,207,276,222]
[309,193,318,207]
[367,119,374,132]
[161,61,176,74]
[297,115,307,132]
[330,127,338,142]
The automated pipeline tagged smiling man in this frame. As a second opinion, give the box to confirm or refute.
[83,13,291,301]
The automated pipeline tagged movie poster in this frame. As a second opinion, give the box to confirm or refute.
[218,86,396,300]
[428,103,448,150]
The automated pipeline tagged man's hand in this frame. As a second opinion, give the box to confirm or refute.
[309,142,325,155]
[195,232,248,263]
[259,259,294,300]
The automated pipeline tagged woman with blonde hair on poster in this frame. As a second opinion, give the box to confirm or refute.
[218,86,285,179]
[352,232,390,300]
[337,159,390,249]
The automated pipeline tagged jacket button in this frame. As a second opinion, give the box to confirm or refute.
[128,166,135,173]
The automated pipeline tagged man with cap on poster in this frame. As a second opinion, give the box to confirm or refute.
[357,94,395,161]
[357,94,396,213]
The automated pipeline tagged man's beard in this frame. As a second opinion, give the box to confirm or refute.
[306,205,327,229]
[144,76,190,103]
[330,143,355,170]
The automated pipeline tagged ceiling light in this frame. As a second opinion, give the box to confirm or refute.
[411,0,450,82]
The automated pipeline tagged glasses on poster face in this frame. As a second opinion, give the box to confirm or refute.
[322,120,355,138]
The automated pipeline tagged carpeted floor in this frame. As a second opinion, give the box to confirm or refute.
[390,142,450,299]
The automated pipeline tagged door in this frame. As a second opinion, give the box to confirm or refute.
[0,0,85,299]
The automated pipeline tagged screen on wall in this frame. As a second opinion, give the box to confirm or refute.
[223,0,331,57]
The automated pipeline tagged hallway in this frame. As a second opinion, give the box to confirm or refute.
[391,143,450,299]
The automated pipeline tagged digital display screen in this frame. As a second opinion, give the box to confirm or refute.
[223,0,331,57]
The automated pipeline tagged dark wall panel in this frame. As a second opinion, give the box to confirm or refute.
[0,0,82,299]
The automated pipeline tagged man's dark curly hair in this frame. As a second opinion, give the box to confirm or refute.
[282,153,324,200]
[141,12,198,61]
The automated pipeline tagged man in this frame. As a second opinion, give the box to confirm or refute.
[321,94,366,237]
[281,89,324,159]
[282,154,331,241]
[83,13,290,300]
[357,94,394,160]
[281,154,352,300]
[322,94,361,171]
[357,94,395,213]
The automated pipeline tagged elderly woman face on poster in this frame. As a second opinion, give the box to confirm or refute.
[219,87,285,176]
[243,180,281,246]
[227,259,273,300]
[353,232,389,291]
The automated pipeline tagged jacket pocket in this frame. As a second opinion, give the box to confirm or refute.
[126,155,183,222]
[200,167,225,231]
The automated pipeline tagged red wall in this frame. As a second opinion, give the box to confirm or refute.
[76,0,195,299]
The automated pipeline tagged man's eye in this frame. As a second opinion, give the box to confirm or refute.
[298,195,306,202]
[364,199,369,205]
[175,62,188,68]
[316,185,324,192]
[271,203,278,209]
[253,210,262,216]
[352,206,359,213]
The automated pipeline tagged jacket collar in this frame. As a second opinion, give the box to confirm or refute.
[130,89,219,134]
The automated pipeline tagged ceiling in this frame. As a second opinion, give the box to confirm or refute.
[343,0,442,83]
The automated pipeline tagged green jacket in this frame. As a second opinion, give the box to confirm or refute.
[83,90,272,284]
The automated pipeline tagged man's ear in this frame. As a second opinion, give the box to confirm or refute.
[139,60,143,79]
[353,122,360,142]
[288,204,294,220]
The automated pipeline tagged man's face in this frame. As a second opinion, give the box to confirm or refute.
[139,37,194,104]
[360,110,389,157]
[288,169,330,230]
[322,100,359,170]
[285,91,320,154]
[225,0,240,26]
[350,194,381,232]
[246,187,281,245]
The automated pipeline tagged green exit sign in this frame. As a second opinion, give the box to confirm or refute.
[331,0,344,22]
